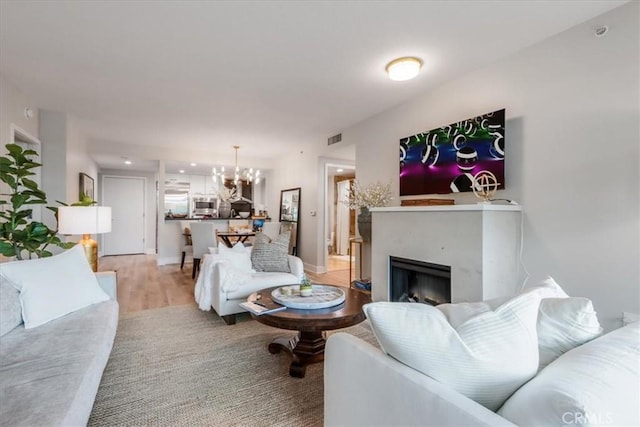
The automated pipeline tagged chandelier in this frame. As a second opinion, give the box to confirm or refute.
[212,146,260,185]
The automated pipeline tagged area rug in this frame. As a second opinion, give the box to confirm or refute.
[89,304,376,426]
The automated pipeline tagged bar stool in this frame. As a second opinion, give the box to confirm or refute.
[179,221,193,270]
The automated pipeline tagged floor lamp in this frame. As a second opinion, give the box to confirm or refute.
[58,206,112,272]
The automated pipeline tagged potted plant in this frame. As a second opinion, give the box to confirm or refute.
[0,144,73,259]
[299,273,313,297]
[344,180,393,242]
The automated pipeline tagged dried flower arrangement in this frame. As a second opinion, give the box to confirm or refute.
[344,180,393,210]
[217,186,237,202]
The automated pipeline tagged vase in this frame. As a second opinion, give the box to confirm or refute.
[218,200,232,218]
[357,207,372,243]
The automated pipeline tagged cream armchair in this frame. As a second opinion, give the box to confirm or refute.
[195,249,305,325]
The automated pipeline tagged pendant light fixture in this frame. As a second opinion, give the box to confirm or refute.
[212,146,260,185]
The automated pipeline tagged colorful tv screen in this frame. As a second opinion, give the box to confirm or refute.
[399,109,505,196]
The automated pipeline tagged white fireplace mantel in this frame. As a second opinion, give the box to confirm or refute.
[370,204,522,213]
[370,204,523,303]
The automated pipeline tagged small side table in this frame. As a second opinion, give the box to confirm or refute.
[349,237,363,284]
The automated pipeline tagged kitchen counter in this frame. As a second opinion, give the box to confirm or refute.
[165,217,232,221]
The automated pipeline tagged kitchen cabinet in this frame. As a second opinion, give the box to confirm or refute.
[189,175,205,195]
[190,174,217,195]
[166,173,189,185]
[204,175,218,195]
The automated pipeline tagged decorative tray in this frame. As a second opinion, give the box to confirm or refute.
[271,285,346,310]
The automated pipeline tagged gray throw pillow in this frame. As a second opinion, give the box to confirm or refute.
[251,231,291,273]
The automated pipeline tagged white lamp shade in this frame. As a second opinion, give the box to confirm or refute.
[58,206,112,235]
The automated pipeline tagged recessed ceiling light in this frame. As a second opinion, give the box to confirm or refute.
[190,162,197,167]
[124,160,132,165]
[179,170,185,173]
[337,168,344,172]
[386,56,423,81]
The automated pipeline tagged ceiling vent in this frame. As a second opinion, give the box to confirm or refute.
[328,133,342,145]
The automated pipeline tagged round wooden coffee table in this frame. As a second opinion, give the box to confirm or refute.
[248,285,371,378]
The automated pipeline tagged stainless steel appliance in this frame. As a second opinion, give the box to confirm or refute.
[193,197,217,216]
[164,180,190,218]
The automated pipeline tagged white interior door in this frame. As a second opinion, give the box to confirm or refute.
[102,176,145,255]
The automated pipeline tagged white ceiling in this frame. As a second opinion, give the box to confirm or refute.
[0,0,626,171]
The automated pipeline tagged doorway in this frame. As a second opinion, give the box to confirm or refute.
[102,176,145,255]
[327,168,355,273]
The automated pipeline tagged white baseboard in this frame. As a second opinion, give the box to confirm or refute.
[304,262,326,274]
[145,248,156,255]
[158,256,181,266]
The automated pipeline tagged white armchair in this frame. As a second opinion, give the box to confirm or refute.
[195,251,305,325]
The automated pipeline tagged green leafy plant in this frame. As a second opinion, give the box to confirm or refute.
[0,143,73,259]
[56,193,97,208]
[300,273,312,290]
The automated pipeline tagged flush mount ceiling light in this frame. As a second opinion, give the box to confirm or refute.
[386,56,423,81]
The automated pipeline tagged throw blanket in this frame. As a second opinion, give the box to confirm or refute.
[194,255,251,311]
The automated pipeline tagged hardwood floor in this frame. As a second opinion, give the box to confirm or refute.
[99,254,350,314]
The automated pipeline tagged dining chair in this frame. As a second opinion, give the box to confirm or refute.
[179,221,193,270]
[190,222,218,279]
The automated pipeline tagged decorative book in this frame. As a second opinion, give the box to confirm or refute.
[239,300,286,316]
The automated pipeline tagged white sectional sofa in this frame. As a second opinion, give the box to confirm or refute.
[325,322,640,426]
[0,270,119,426]
[325,293,640,427]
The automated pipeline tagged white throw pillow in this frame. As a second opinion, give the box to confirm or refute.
[521,276,602,369]
[498,322,640,426]
[364,289,545,411]
[217,242,254,273]
[436,277,567,328]
[537,297,602,368]
[480,276,601,369]
[0,245,109,329]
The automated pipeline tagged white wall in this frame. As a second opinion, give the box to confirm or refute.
[39,110,68,229]
[269,148,320,270]
[0,75,40,207]
[39,111,100,229]
[0,75,41,261]
[66,115,98,204]
[345,3,639,331]
[267,140,356,272]
[0,74,39,144]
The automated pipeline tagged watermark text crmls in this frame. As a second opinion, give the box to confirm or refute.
[562,411,614,425]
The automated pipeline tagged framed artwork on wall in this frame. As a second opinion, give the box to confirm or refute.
[399,109,505,196]
[79,173,94,201]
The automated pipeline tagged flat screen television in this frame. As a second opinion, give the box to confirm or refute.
[399,109,505,196]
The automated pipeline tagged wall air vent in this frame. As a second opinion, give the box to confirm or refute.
[328,133,342,145]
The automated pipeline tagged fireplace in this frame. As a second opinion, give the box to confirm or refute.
[390,256,451,305]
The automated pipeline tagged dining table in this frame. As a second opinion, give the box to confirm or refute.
[217,231,256,248]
